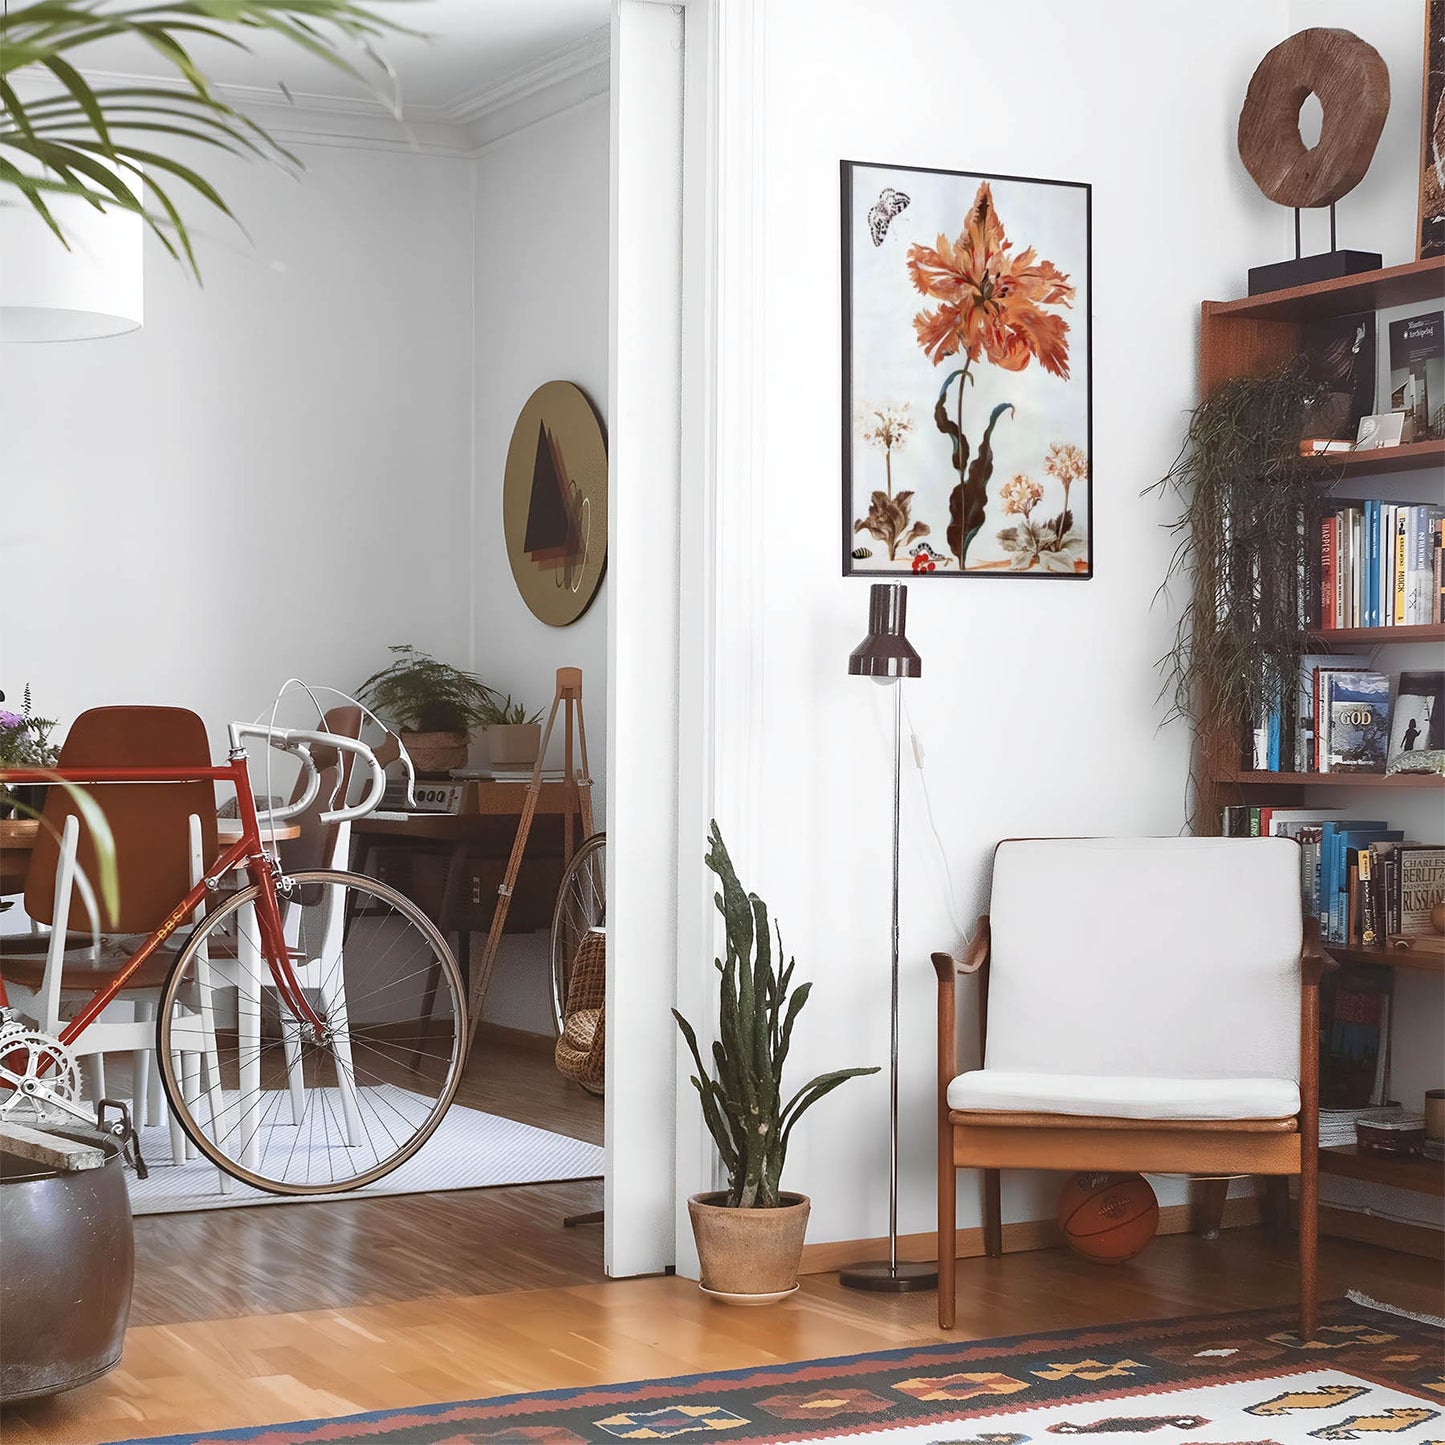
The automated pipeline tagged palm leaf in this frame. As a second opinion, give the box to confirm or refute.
[0,0,414,278]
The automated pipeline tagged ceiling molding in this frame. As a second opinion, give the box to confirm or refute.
[443,25,610,126]
[19,26,612,158]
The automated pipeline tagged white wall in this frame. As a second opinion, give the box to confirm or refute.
[0,143,476,737]
[695,0,1325,1250]
[469,95,613,1033]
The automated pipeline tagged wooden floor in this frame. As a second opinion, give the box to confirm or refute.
[5,1039,1443,1443]
[131,1026,606,1325]
[6,1230,1442,1445]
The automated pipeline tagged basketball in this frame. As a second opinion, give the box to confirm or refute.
[1056,1172,1159,1264]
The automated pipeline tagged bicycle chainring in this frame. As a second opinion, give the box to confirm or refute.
[0,1027,84,1122]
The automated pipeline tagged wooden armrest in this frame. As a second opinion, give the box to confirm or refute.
[1301,915,1331,987]
[932,916,991,981]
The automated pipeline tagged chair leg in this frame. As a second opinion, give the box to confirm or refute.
[1298,1158,1318,1341]
[1191,1177,1230,1239]
[983,1168,1002,1258]
[1261,1175,1291,1241]
[938,1142,956,1329]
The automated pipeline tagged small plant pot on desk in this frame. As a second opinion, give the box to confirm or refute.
[486,723,542,770]
[401,730,470,778]
[688,1191,810,1304]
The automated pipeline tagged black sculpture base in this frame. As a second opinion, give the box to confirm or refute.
[838,1259,939,1293]
[1247,249,1382,296]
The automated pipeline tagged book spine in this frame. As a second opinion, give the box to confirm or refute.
[1435,517,1444,626]
[1394,511,1408,624]
[1318,673,1331,773]
[1365,500,1378,629]
[1380,504,1394,626]
[1360,848,1377,947]
[1321,515,1336,629]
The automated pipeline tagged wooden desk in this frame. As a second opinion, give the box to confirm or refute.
[351,780,589,989]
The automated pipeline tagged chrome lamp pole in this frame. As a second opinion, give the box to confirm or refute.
[839,582,937,1293]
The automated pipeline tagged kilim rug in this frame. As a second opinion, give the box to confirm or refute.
[105,1295,1442,1445]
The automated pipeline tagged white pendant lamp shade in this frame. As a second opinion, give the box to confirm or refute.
[0,174,143,342]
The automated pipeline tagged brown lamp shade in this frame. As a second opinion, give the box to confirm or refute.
[848,582,921,680]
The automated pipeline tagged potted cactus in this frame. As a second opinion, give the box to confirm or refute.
[673,823,878,1303]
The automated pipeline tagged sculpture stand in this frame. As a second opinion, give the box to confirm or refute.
[1247,203,1381,295]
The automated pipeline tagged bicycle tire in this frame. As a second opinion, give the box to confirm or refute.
[156,868,467,1195]
[549,832,606,1036]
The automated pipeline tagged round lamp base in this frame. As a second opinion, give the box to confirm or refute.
[837,1259,938,1293]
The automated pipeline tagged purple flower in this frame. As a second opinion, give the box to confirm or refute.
[0,711,25,730]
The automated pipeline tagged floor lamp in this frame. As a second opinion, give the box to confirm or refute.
[840,582,937,1293]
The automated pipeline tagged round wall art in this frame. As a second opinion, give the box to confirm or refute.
[502,380,608,627]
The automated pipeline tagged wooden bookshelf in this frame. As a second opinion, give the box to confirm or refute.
[1306,623,1445,645]
[1324,942,1445,975]
[1206,255,1445,323]
[1213,770,1445,789]
[1319,1145,1445,1197]
[1307,438,1445,479]
[1195,261,1445,1239]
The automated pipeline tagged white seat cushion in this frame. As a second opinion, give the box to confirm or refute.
[947,1069,1300,1121]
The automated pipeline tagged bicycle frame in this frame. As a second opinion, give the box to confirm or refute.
[0,751,326,1044]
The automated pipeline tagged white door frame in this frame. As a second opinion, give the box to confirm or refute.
[606,0,765,1278]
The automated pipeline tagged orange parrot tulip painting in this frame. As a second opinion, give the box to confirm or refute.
[842,161,1092,578]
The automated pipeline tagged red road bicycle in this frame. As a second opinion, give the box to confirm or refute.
[0,719,467,1194]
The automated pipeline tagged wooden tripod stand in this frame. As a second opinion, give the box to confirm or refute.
[465,667,594,1052]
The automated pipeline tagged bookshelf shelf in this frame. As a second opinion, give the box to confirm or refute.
[1213,770,1445,789]
[1205,256,1445,323]
[1323,943,1445,975]
[1307,438,1445,479]
[1319,1145,1445,1197]
[1307,623,1445,645]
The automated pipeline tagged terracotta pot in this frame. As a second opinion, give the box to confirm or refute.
[486,723,542,769]
[401,730,469,778]
[687,1191,809,1301]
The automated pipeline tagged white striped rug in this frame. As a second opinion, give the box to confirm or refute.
[125,1101,603,1214]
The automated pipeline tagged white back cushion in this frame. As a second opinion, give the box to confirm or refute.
[985,838,1302,1083]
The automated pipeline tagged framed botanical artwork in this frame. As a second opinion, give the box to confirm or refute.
[1421,0,1445,259]
[841,160,1092,578]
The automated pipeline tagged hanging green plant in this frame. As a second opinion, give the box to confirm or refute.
[1146,358,1334,818]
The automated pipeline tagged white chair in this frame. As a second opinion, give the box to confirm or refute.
[932,836,1321,1337]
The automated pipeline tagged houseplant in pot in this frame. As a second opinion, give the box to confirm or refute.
[480,693,544,770]
[673,822,878,1303]
[357,646,495,777]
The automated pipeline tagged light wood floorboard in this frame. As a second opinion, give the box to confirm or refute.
[5,1231,1442,1444]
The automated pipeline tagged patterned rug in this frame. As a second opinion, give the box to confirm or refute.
[106,1295,1442,1445]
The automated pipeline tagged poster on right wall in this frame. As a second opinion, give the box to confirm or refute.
[1421,0,1445,258]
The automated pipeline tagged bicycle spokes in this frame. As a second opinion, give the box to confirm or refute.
[157,870,465,1194]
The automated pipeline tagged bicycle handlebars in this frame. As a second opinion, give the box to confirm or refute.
[226,722,412,826]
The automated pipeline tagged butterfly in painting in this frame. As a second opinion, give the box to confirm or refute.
[867,187,911,246]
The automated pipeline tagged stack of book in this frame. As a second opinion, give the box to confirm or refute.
[1315,501,1444,629]
[1245,666,1443,776]
[1320,1105,1402,1147]
[1219,809,1445,949]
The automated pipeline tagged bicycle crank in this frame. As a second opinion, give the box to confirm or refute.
[0,1025,91,1128]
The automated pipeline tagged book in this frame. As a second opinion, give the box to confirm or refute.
[1298,653,1368,773]
[1321,671,1390,773]
[1388,311,1443,440]
[1320,966,1393,1109]
[1406,505,1445,623]
[1386,670,1444,766]
[1396,845,1445,935]
[1303,311,1377,440]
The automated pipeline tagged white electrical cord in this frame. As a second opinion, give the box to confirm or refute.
[898,689,970,942]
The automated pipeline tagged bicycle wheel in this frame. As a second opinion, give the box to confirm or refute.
[157,869,466,1194]
[550,832,606,1034]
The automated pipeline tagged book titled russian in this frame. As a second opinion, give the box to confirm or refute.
[1388,311,1444,440]
[1396,845,1445,936]
[1321,671,1391,773]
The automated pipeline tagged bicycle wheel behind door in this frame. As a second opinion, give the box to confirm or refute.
[157,869,466,1194]
[550,832,606,1035]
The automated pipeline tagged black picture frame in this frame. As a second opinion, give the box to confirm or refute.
[841,159,1093,580]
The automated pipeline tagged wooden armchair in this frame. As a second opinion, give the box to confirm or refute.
[933,837,1323,1338]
